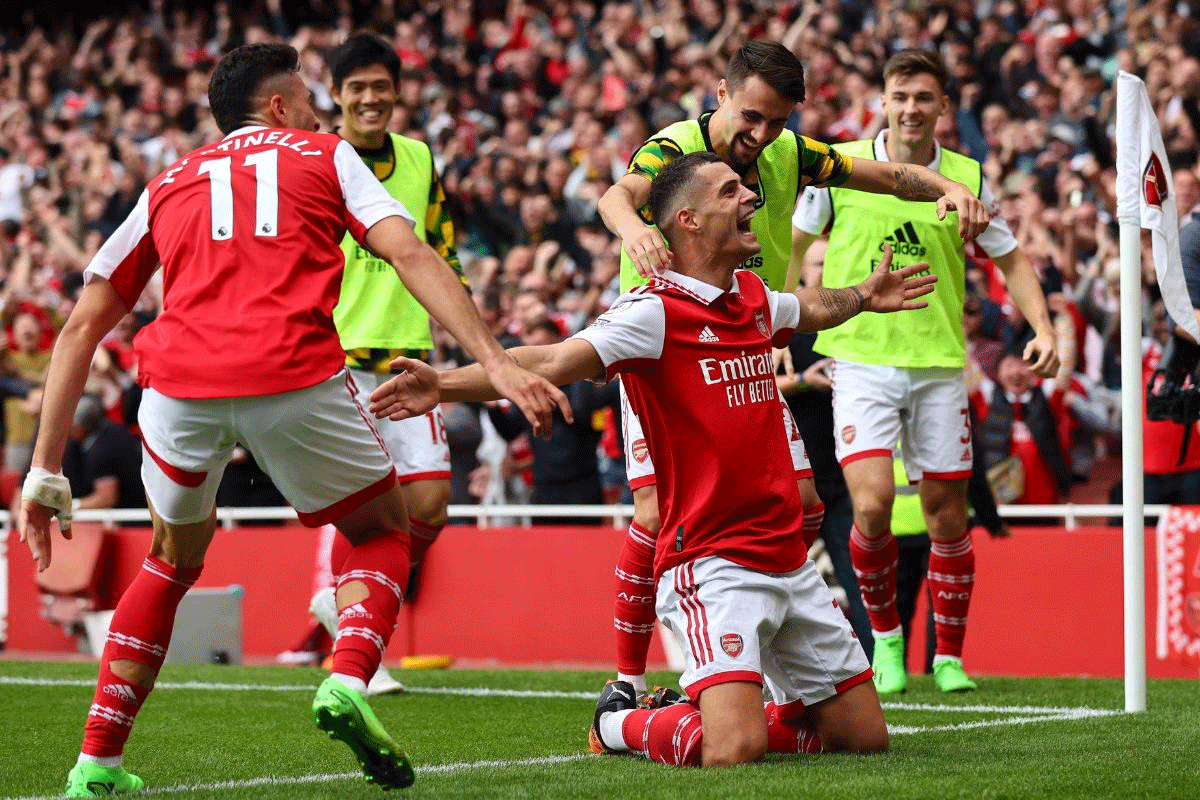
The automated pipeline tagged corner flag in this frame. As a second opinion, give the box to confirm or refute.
[1115,71,1199,340]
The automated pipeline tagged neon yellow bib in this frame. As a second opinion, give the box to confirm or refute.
[334,133,435,350]
[619,120,799,292]
[815,139,981,368]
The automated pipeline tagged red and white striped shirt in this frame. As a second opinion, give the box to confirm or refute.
[573,269,805,578]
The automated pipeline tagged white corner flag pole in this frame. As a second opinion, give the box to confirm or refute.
[1116,216,1147,713]
[1113,67,1200,710]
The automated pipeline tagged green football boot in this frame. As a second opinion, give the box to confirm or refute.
[64,761,144,797]
[934,657,978,693]
[312,676,415,790]
[871,633,908,695]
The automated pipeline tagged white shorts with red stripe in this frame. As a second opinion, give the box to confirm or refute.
[656,556,871,707]
[620,380,812,491]
[138,370,396,526]
[349,368,451,483]
[831,360,973,481]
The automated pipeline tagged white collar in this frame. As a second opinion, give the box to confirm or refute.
[653,269,744,305]
[874,128,942,171]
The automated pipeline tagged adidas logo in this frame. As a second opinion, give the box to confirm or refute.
[882,222,927,257]
[698,326,720,343]
[102,683,138,702]
[339,602,371,620]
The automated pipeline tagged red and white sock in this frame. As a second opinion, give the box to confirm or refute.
[407,518,442,567]
[802,501,825,549]
[602,701,703,767]
[849,525,901,635]
[81,556,202,760]
[765,700,822,754]
[330,531,409,689]
[927,531,975,658]
[613,521,657,695]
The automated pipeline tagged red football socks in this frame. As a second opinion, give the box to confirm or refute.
[613,521,658,677]
[81,556,202,758]
[329,531,410,685]
[927,531,975,658]
[849,525,901,633]
[622,701,704,766]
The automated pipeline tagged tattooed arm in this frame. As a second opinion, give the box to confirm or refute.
[841,157,990,242]
[793,244,939,332]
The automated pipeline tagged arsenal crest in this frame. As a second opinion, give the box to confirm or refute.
[632,439,649,463]
[841,424,856,444]
[1143,151,1168,210]
[720,633,743,658]
[754,309,769,338]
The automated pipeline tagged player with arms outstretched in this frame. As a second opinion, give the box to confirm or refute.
[595,39,989,701]
[20,43,566,796]
[373,151,938,766]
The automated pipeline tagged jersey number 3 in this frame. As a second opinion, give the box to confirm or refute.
[198,151,280,241]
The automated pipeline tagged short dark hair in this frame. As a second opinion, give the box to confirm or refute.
[647,151,721,232]
[208,43,299,134]
[726,41,805,103]
[882,48,949,91]
[327,32,402,90]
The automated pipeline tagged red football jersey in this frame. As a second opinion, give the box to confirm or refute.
[84,126,413,399]
[574,269,805,578]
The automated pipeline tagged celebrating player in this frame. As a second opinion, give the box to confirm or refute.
[791,48,1058,694]
[20,42,567,796]
[595,40,990,701]
[372,151,938,766]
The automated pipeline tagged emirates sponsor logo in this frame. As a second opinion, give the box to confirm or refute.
[841,425,856,444]
[720,633,743,657]
[632,439,649,463]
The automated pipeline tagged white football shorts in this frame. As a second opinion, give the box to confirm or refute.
[656,556,871,707]
[349,369,451,482]
[831,360,974,481]
[139,370,396,526]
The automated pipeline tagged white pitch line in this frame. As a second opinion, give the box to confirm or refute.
[6,755,594,800]
[888,707,1122,735]
[0,675,596,699]
[0,676,1121,717]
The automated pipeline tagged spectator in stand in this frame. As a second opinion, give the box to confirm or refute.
[62,391,145,512]
[4,309,50,473]
[973,347,1071,514]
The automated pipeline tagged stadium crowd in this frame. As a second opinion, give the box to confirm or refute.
[0,0,1198,515]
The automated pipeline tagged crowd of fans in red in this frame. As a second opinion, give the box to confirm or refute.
[1,0,1199,515]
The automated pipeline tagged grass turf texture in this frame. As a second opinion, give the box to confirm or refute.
[2,661,1197,800]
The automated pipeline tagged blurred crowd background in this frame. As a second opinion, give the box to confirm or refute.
[0,0,1198,517]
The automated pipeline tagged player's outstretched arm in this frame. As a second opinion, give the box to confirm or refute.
[366,216,570,438]
[21,277,129,571]
[793,243,937,332]
[993,247,1060,377]
[371,340,606,422]
[843,157,989,242]
[598,173,673,277]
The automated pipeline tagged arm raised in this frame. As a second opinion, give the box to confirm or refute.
[793,243,937,332]
[844,157,990,243]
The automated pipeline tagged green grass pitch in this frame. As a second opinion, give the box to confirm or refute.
[2,661,1197,799]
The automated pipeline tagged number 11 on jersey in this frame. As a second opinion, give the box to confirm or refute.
[197,150,280,240]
